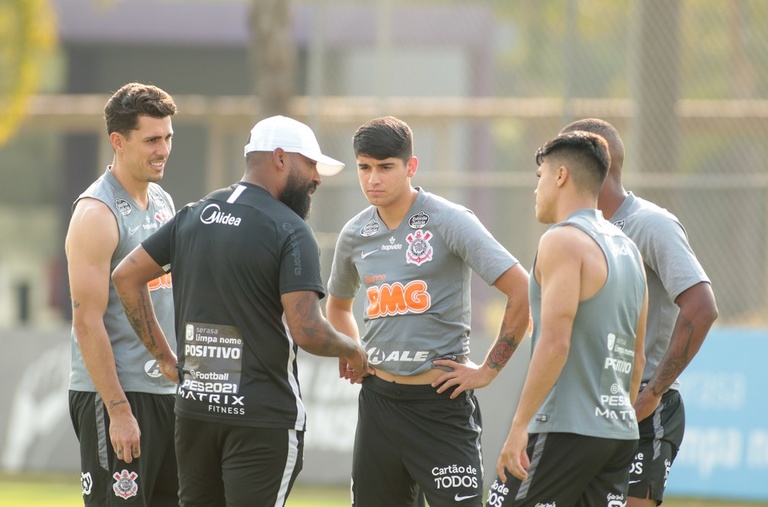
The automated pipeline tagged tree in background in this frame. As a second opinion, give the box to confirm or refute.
[0,0,56,145]
[249,0,295,118]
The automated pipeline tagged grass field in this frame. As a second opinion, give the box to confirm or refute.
[1,472,766,506]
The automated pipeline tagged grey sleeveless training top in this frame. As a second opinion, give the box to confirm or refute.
[528,209,646,440]
[610,192,709,388]
[68,167,177,394]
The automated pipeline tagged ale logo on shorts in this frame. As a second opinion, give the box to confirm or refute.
[113,469,139,499]
[80,472,93,495]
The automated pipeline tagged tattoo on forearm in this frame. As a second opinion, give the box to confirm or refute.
[109,399,128,410]
[122,290,161,355]
[651,318,695,396]
[292,293,350,356]
[72,299,81,309]
[488,334,518,371]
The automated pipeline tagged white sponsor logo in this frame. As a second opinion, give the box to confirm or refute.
[455,493,478,501]
[381,236,403,251]
[144,360,163,378]
[361,249,378,259]
[200,203,242,226]
[81,472,93,495]
[367,347,429,365]
[431,464,479,491]
[486,481,509,507]
[128,225,141,235]
[604,357,632,373]
[608,238,633,256]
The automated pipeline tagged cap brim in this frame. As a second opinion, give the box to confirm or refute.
[307,152,345,176]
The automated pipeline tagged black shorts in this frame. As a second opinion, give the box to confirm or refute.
[486,432,638,507]
[69,391,178,507]
[352,375,484,507]
[628,388,685,503]
[174,415,303,507]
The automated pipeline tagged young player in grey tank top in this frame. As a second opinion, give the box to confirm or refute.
[560,118,717,507]
[328,116,530,507]
[487,131,648,507]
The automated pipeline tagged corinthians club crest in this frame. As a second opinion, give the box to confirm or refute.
[113,469,139,499]
[405,229,433,266]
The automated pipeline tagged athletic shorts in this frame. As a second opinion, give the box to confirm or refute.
[486,432,638,507]
[628,388,685,504]
[69,390,178,507]
[174,415,303,507]
[352,375,484,507]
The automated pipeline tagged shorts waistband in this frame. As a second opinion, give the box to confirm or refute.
[362,374,466,403]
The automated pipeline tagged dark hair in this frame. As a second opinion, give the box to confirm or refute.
[535,131,611,192]
[104,83,177,136]
[352,116,413,163]
[560,118,624,157]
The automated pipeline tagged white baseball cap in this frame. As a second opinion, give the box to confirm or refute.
[243,115,345,176]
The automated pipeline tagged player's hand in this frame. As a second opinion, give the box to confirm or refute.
[107,403,141,463]
[341,344,372,384]
[430,359,496,399]
[634,386,663,422]
[158,355,179,383]
[496,424,530,482]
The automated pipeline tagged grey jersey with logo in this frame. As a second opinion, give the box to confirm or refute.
[528,209,646,440]
[328,188,518,376]
[610,192,710,387]
[69,167,177,394]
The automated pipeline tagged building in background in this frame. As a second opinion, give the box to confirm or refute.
[1,0,768,500]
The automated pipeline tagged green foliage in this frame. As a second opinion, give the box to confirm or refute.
[0,0,57,146]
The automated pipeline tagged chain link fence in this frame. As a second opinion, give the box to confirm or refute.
[1,0,767,327]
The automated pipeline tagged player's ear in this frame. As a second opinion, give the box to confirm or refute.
[555,165,568,187]
[406,156,419,178]
[272,148,287,171]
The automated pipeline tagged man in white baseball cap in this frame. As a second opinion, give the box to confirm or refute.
[112,113,367,506]
[244,115,345,176]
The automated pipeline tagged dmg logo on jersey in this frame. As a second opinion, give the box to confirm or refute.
[112,470,139,499]
[200,203,242,226]
[147,272,172,291]
[366,280,431,318]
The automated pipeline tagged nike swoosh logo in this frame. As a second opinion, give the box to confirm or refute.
[361,249,379,259]
[454,493,478,501]
[128,225,141,235]
[629,479,641,484]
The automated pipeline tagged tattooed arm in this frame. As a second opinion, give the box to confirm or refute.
[634,281,717,421]
[433,263,530,399]
[112,245,179,383]
[282,290,370,382]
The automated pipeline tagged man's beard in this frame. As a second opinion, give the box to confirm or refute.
[279,169,315,220]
